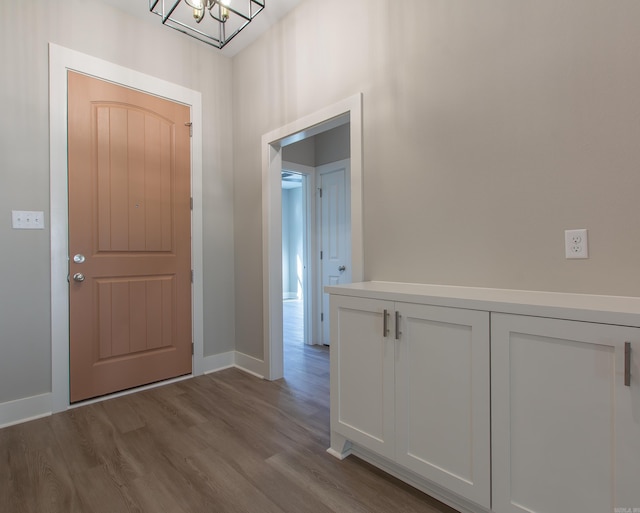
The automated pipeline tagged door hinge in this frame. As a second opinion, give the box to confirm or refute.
[190,197,193,210]
[191,270,194,283]
[320,250,323,260]
[318,188,323,198]
[321,312,324,322]
[185,122,193,137]
[192,342,194,355]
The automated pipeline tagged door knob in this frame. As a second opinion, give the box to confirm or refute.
[338,265,346,272]
[73,273,85,282]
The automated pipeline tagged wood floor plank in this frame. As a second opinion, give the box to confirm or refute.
[129,472,190,513]
[0,426,38,513]
[100,395,146,434]
[266,448,375,513]
[119,429,222,512]
[183,447,287,513]
[186,422,336,513]
[0,420,84,513]
[72,464,143,513]
[48,408,104,475]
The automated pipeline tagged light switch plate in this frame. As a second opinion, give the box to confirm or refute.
[12,210,45,229]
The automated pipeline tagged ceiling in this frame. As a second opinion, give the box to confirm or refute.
[99,0,305,57]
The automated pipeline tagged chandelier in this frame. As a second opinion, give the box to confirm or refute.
[149,0,266,49]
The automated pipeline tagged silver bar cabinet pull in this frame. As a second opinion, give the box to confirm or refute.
[625,342,631,387]
[395,311,401,340]
[383,309,388,337]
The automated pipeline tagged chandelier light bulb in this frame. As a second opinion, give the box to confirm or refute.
[186,0,211,22]
[185,0,204,8]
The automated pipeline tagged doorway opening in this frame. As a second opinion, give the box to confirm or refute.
[262,94,364,381]
[282,170,306,356]
[281,155,351,378]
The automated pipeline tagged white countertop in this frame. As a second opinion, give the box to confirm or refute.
[325,281,640,327]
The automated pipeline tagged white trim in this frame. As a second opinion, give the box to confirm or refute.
[262,94,364,380]
[202,351,236,374]
[49,44,204,413]
[0,393,52,429]
[234,351,265,378]
[203,350,265,378]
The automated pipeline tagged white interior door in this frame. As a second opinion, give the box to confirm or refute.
[319,159,351,345]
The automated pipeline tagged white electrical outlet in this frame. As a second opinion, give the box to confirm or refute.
[12,210,45,229]
[565,229,588,259]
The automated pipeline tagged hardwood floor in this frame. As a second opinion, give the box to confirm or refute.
[1,319,457,512]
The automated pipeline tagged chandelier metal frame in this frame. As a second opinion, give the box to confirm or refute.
[149,0,266,49]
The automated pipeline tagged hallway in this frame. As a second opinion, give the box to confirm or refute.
[283,299,304,347]
[283,299,327,385]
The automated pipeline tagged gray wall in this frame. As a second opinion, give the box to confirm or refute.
[282,137,315,167]
[282,124,350,167]
[0,0,235,404]
[233,0,640,360]
[315,124,350,166]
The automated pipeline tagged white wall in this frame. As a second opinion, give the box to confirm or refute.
[0,0,235,404]
[232,0,640,360]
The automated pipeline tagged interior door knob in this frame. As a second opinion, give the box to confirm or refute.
[73,273,85,282]
[338,265,346,272]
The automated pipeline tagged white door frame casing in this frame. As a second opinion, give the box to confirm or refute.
[49,44,204,413]
[262,94,364,380]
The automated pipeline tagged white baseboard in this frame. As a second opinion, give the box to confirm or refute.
[0,392,52,429]
[202,350,265,379]
[234,351,265,378]
[202,351,235,374]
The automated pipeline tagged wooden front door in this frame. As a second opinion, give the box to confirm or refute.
[67,71,192,403]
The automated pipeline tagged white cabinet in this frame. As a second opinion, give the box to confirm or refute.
[491,313,640,513]
[329,295,395,459]
[327,281,640,513]
[329,295,491,508]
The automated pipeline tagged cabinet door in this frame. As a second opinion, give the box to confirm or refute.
[491,313,640,513]
[330,295,395,459]
[394,303,491,508]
